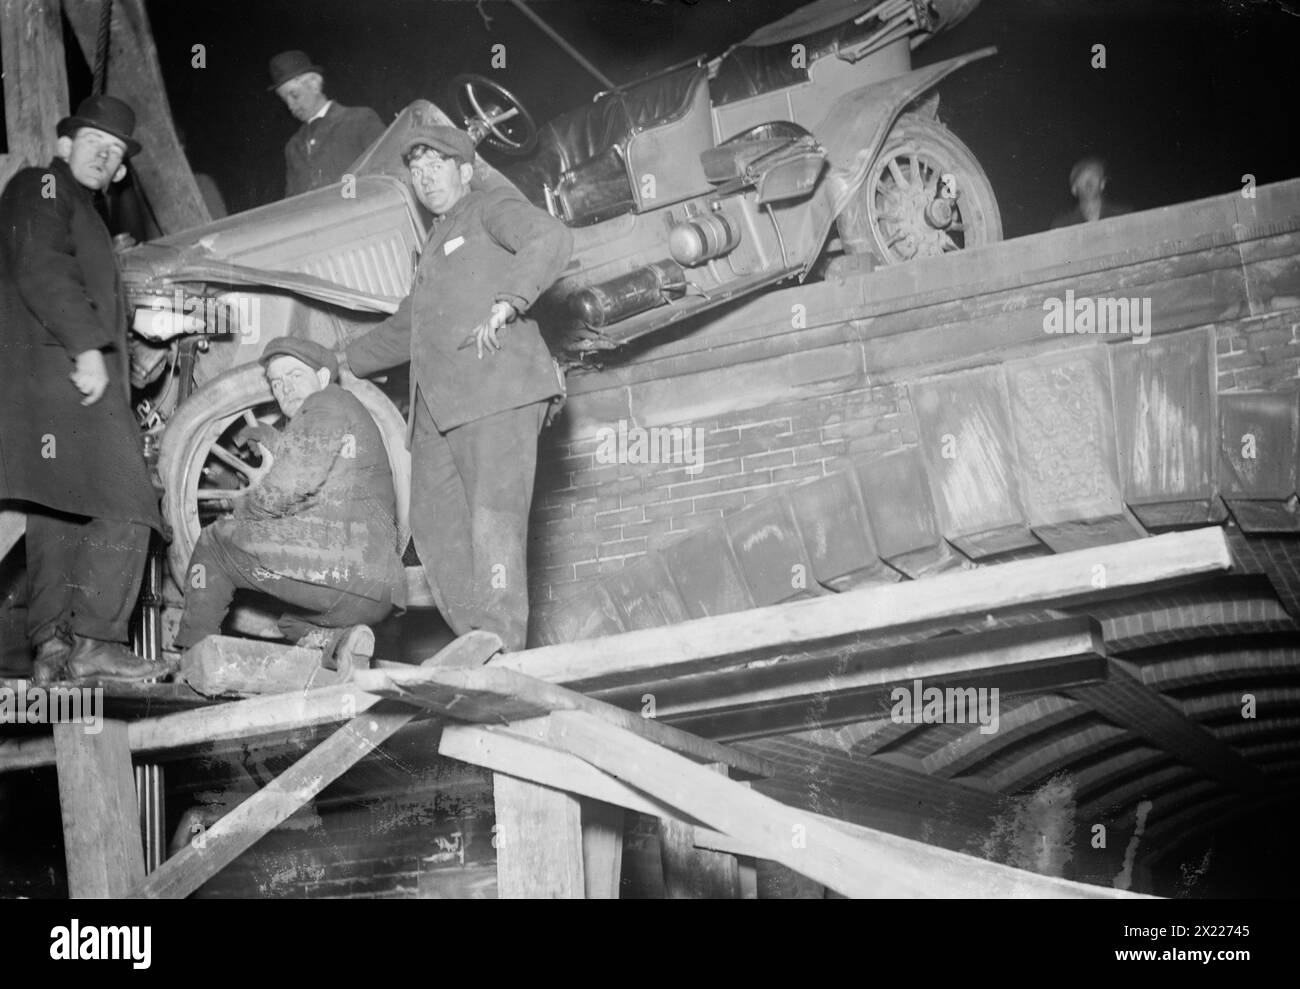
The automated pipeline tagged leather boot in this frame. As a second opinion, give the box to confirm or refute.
[64,635,170,683]
[296,624,374,677]
[31,628,74,685]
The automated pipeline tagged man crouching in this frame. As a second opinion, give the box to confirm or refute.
[173,337,406,668]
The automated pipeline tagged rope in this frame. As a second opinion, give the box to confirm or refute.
[92,0,113,95]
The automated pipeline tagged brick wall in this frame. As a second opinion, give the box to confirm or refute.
[527,382,916,629]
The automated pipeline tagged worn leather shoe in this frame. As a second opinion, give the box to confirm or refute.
[64,635,169,682]
[296,624,374,676]
[31,632,73,685]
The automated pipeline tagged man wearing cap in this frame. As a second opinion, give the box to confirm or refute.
[342,125,572,652]
[0,95,169,682]
[172,337,406,667]
[269,50,385,198]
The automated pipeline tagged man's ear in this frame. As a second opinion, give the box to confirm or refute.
[317,367,331,389]
[459,161,475,186]
[111,163,128,184]
[55,135,74,161]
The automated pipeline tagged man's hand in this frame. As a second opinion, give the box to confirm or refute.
[470,301,517,359]
[71,349,110,405]
[241,443,275,491]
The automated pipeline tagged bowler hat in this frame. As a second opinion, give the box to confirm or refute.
[56,95,141,158]
[402,124,476,163]
[267,50,324,90]
[259,337,338,380]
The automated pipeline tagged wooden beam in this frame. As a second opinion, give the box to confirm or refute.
[658,763,740,899]
[545,709,966,897]
[357,665,774,780]
[582,800,624,900]
[688,810,1149,899]
[63,0,209,233]
[128,710,415,898]
[54,719,145,898]
[611,616,1107,741]
[500,528,1233,694]
[0,682,384,772]
[493,773,585,899]
[0,0,68,190]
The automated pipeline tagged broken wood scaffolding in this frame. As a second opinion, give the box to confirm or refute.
[0,528,1233,898]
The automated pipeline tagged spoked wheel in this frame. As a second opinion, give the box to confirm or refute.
[838,112,1002,264]
[158,362,411,598]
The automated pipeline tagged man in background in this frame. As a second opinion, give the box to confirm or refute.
[270,50,385,198]
[1051,156,1131,228]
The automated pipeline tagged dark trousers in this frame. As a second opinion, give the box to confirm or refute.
[173,520,393,649]
[24,510,150,645]
[410,394,547,651]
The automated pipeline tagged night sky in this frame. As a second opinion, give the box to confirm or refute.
[56,0,1300,233]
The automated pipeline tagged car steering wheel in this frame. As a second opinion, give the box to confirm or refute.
[447,74,538,157]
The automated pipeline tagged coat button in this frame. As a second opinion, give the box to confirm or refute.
[417,275,426,285]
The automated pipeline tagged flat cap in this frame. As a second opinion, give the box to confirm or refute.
[259,336,338,379]
[402,124,476,163]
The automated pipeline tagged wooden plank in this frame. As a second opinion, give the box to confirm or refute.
[53,720,145,898]
[493,773,584,898]
[658,763,740,899]
[181,634,352,697]
[357,665,775,780]
[0,682,383,773]
[687,808,1148,899]
[438,721,704,824]
[910,369,1040,559]
[582,800,625,900]
[129,709,415,898]
[0,0,68,190]
[62,0,210,233]
[595,613,1102,727]
[500,528,1233,694]
[544,710,1143,898]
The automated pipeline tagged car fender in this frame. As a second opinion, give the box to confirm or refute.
[789,45,998,276]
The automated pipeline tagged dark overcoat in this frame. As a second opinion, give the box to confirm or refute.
[0,158,161,532]
[284,102,386,197]
[222,383,406,607]
[345,187,573,431]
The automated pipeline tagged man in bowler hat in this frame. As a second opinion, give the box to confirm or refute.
[0,95,170,682]
[269,50,385,198]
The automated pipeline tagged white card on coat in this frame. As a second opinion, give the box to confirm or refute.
[443,236,465,255]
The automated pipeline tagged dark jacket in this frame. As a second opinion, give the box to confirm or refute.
[0,158,161,531]
[1050,201,1132,229]
[285,102,386,197]
[230,383,406,606]
[345,187,572,431]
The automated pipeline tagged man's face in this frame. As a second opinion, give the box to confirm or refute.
[276,73,326,123]
[408,149,472,216]
[1072,164,1106,201]
[57,128,128,191]
[266,355,328,418]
